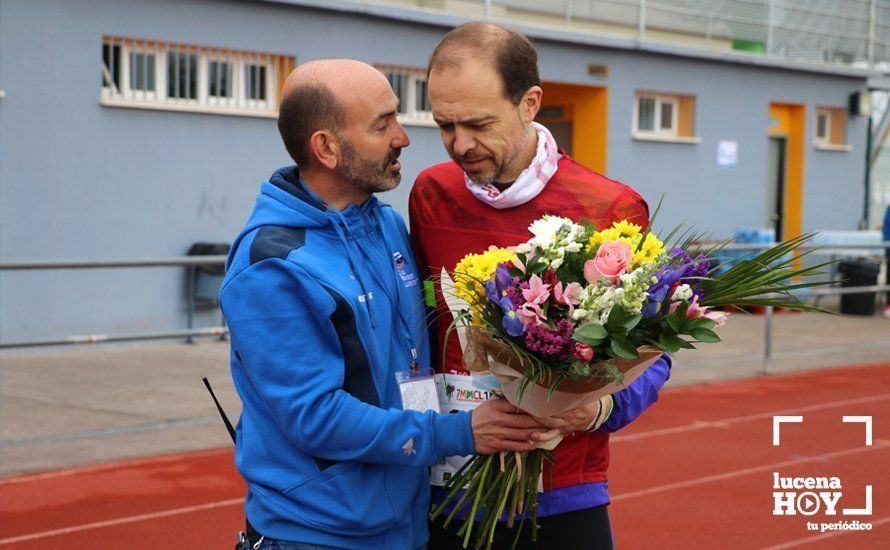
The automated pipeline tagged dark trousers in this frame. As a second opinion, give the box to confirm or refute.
[428,505,613,550]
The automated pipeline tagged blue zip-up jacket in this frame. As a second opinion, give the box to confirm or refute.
[220,166,476,549]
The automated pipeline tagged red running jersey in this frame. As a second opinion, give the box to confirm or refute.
[409,152,649,489]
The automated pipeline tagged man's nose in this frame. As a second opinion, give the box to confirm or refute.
[452,128,475,157]
[392,122,410,149]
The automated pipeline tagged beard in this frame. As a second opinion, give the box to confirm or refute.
[338,139,402,194]
[459,120,530,186]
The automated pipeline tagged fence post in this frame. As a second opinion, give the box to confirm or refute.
[186,266,196,344]
[763,306,774,374]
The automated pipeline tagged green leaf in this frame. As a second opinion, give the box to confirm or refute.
[666,314,684,333]
[574,335,606,347]
[508,267,525,278]
[574,323,608,340]
[689,327,721,343]
[675,336,696,349]
[658,333,694,353]
[685,317,717,331]
[619,313,642,331]
[610,334,639,359]
[606,306,632,329]
[528,259,549,275]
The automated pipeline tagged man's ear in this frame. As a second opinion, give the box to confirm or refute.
[309,130,339,170]
[520,86,543,123]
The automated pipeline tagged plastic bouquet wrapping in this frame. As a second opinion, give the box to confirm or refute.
[430,214,833,549]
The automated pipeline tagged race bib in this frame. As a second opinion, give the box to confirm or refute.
[430,373,497,486]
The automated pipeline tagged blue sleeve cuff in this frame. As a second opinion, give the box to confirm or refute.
[600,353,672,432]
[432,410,475,459]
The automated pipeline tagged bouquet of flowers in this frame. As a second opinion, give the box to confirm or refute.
[430,214,832,549]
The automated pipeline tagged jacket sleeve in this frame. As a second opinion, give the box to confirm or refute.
[598,354,672,432]
[220,257,476,467]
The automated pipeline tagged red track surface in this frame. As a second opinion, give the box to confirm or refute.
[1,363,888,549]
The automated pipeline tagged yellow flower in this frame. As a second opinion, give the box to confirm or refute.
[631,232,665,268]
[612,220,642,239]
[587,220,664,269]
[452,247,516,307]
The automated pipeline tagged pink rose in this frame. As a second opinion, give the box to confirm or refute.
[573,343,594,362]
[584,241,632,284]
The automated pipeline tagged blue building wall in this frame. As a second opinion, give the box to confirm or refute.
[0,0,869,343]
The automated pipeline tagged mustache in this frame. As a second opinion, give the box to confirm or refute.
[387,148,402,163]
[454,153,487,163]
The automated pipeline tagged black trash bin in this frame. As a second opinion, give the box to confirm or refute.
[837,258,880,315]
[187,242,230,303]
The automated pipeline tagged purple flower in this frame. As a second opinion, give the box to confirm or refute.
[643,248,711,318]
[502,309,525,337]
[524,319,575,361]
[495,264,514,293]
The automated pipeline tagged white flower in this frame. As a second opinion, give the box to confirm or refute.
[671,284,693,302]
[565,242,583,253]
[528,216,571,246]
[550,258,564,270]
[572,308,589,321]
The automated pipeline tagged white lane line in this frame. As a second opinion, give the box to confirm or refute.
[0,497,244,545]
[0,448,232,485]
[611,442,890,502]
[759,515,890,549]
[612,393,890,442]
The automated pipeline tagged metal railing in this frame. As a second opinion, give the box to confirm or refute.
[0,256,230,349]
[432,0,890,67]
[1,246,888,377]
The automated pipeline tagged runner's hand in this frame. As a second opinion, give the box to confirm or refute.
[470,397,560,454]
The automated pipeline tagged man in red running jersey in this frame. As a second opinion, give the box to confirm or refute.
[409,23,673,549]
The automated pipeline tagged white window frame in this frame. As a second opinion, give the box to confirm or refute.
[242,54,275,112]
[205,53,236,108]
[377,65,434,126]
[124,42,160,102]
[633,92,679,138]
[100,37,287,119]
[165,47,201,105]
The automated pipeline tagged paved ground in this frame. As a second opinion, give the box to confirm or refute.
[1,310,888,477]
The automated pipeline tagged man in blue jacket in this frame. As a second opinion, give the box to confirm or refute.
[883,203,890,317]
[221,60,555,550]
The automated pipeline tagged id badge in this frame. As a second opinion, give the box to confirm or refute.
[396,367,440,414]
[430,373,497,487]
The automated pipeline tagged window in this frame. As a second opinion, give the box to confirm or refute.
[375,65,432,124]
[100,36,295,117]
[815,107,848,150]
[129,51,156,93]
[633,92,698,142]
[245,63,268,102]
[167,50,198,100]
[208,60,233,100]
[102,43,121,92]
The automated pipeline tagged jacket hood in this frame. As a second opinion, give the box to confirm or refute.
[227,165,382,270]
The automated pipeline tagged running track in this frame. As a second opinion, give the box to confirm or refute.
[1,363,887,549]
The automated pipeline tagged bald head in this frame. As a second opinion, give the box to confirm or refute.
[428,22,539,105]
[278,59,392,166]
